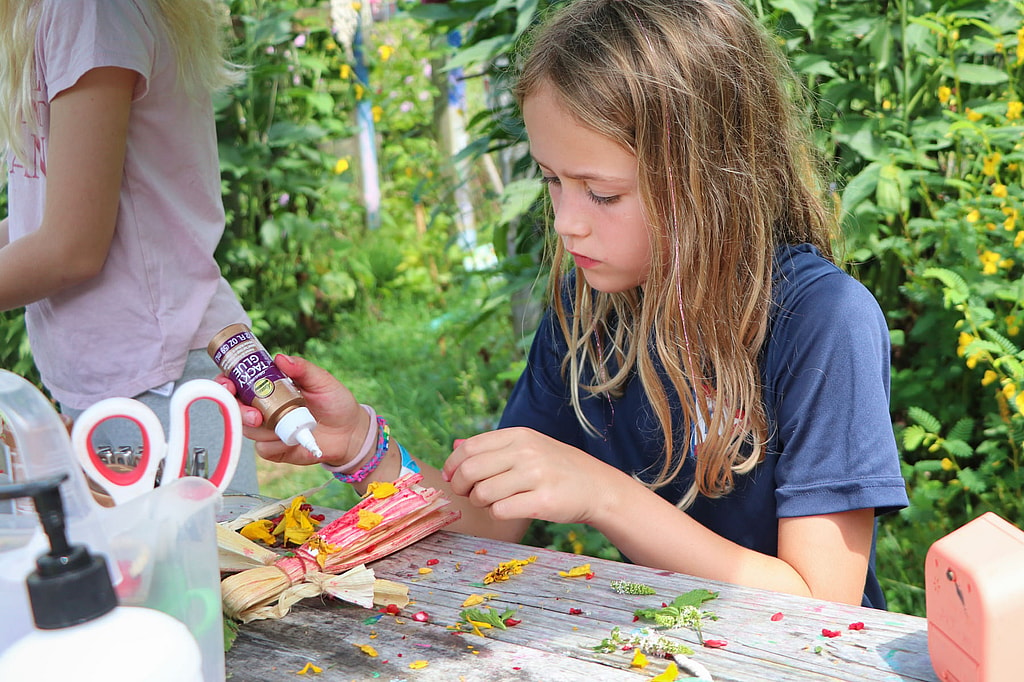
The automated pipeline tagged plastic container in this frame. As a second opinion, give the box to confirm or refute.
[0,474,203,681]
[0,370,225,681]
[208,323,322,457]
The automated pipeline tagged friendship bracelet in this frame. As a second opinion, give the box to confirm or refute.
[321,404,377,474]
[332,417,390,484]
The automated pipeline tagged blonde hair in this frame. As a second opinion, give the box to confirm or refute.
[514,0,836,508]
[0,0,241,164]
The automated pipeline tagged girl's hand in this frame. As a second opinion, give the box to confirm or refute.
[441,427,628,525]
[215,354,370,468]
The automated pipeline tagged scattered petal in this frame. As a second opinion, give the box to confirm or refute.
[356,509,384,530]
[382,604,401,615]
[462,594,485,607]
[412,611,430,622]
[418,567,433,575]
[365,481,398,499]
[569,608,584,615]
[483,556,537,584]
[475,548,488,554]
[703,639,728,648]
[408,660,429,670]
[822,629,842,638]
[650,661,680,681]
[558,563,592,578]
[354,644,378,657]
[630,649,649,668]
[295,662,322,675]
[426,558,440,566]
[848,622,865,631]
[240,519,277,545]
[770,612,784,622]
[503,618,521,627]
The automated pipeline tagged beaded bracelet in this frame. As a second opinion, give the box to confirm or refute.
[332,417,390,484]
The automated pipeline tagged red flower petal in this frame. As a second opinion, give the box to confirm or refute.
[821,629,842,638]
[382,604,401,615]
[568,608,583,615]
[770,612,784,621]
[848,622,865,631]
[412,611,429,622]
[503,618,521,627]
[426,558,440,566]
[703,639,728,648]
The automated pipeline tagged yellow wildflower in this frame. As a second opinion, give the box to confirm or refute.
[296,662,322,675]
[983,153,1001,177]
[483,556,537,584]
[355,83,364,100]
[980,250,1001,275]
[240,519,277,545]
[558,563,592,578]
[408,661,429,670]
[1016,392,1024,416]
[355,643,378,657]
[993,183,1008,198]
[356,509,384,531]
[882,99,891,110]
[1003,383,1018,401]
[274,496,319,545]
[305,535,339,568]
[982,370,999,386]
[1019,26,1024,62]
[378,45,395,61]
[937,86,952,104]
[1008,101,1023,120]
[631,649,649,668]
[957,331,976,357]
[1007,315,1021,336]
[940,458,955,471]
[965,209,980,223]
[995,41,1004,54]
[365,481,398,499]
[651,662,680,682]
[340,64,351,80]
[334,157,350,174]
[1016,231,1024,248]
[372,105,383,123]
[1000,258,1015,270]
[966,108,983,122]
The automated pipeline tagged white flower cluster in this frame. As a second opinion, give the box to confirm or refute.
[330,0,359,53]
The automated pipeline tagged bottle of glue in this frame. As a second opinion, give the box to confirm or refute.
[208,323,323,458]
[0,474,203,681]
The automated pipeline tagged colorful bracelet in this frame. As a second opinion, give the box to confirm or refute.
[332,417,390,484]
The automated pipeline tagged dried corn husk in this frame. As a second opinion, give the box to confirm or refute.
[221,473,459,621]
[216,523,280,572]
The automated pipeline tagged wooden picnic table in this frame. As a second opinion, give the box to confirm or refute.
[219,494,938,682]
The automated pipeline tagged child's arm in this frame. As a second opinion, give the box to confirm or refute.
[0,218,9,248]
[0,66,134,311]
[444,427,874,605]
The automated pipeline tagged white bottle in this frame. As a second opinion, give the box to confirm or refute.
[0,474,203,681]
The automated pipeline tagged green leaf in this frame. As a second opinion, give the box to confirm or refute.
[943,439,973,459]
[670,589,719,609]
[500,178,543,225]
[903,424,927,451]
[923,267,970,305]
[945,63,1009,85]
[908,406,942,434]
[768,0,817,31]
[957,467,988,493]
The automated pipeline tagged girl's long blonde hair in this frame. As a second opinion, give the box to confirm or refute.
[514,0,837,509]
[0,0,241,164]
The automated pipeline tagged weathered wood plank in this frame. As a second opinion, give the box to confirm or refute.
[221,498,938,682]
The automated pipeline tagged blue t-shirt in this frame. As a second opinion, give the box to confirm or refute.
[498,243,909,608]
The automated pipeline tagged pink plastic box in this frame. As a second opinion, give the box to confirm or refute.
[926,511,1024,682]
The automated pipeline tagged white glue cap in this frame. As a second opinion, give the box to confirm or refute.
[274,407,323,458]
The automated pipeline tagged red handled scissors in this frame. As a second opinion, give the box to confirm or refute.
[71,379,243,505]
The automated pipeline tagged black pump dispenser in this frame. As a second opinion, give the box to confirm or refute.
[0,474,117,629]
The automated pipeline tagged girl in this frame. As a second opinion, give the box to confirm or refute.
[230,0,908,607]
[0,0,258,493]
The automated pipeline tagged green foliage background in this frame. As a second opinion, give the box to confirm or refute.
[3,0,1024,617]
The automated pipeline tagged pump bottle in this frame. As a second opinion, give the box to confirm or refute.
[0,474,203,681]
[208,323,323,457]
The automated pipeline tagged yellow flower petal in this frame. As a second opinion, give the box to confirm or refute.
[630,649,649,668]
[340,64,351,80]
[462,594,485,607]
[418,567,433,575]
[356,509,384,531]
[240,519,277,545]
[378,45,395,61]
[334,158,350,174]
[651,661,680,681]
[558,563,592,578]
[355,643,378,657]
[295,661,322,675]
[409,660,429,670]
[366,481,398,499]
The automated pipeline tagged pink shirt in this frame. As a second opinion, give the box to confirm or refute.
[7,0,248,408]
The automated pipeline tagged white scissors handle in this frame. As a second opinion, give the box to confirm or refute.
[164,379,242,493]
[72,397,168,506]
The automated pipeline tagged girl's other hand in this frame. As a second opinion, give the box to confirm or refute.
[215,354,370,469]
[442,427,627,526]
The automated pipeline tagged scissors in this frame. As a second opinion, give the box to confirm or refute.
[71,379,243,505]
